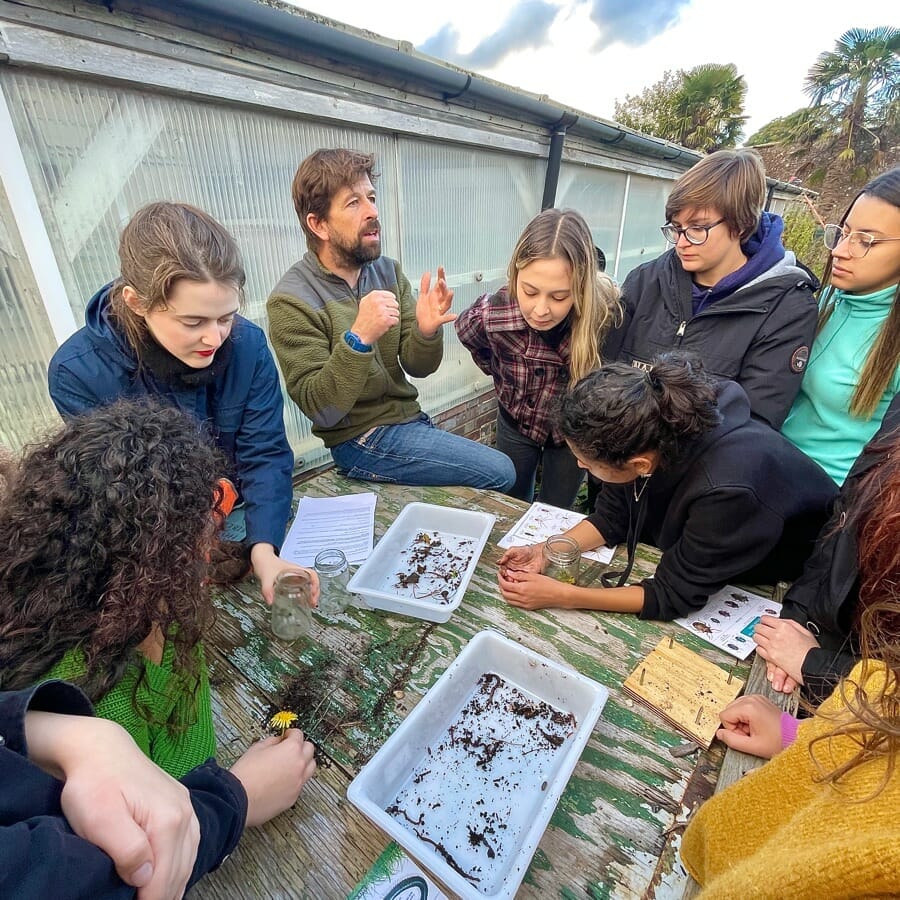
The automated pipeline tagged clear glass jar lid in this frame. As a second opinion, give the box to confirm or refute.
[314,548,348,575]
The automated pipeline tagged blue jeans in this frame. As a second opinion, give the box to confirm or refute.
[495,412,584,508]
[331,414,516,492]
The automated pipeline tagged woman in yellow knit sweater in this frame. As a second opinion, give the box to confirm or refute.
[681,435,900,898]
[0,401,316,826]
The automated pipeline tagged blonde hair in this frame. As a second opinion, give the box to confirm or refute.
[816,166,900,419]
[508,208,621,383]
[109,202,245,357]
[665,149,766,241]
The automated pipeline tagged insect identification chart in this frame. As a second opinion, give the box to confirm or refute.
[497,502,615,564]
[674,586,782,659]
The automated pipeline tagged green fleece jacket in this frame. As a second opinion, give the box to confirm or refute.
[44,642,216,779]
[267,252,444,447]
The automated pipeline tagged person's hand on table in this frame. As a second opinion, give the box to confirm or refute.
[250,543,319,607]
[416,267,456,337]
[498,567,570,610]
[753,615,816,687]
[229,729,317,827]
[498,543,544,575]
[765,661,800,694]
[28,712,201,900]
[715,694,785,759]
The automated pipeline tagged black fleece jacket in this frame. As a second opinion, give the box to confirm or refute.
[603,248,818,429]
[586,382,837,620]
[780,393,900,702]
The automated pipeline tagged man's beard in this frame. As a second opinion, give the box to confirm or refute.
[332,222,382,268]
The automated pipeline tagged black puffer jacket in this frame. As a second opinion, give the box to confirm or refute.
[604,248,818,428]
[587,381,837,621]
[780,393,900,702]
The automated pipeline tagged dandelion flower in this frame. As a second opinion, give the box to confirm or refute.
[269,710,299,734]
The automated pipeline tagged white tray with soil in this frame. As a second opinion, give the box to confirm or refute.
[348,502,495,623]
[347,630,608,900]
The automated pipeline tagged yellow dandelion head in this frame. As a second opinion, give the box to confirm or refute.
[269,710,299,731]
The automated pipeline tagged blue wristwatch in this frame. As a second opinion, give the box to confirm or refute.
[343,330,372,352]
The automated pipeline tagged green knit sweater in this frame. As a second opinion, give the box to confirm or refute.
[267,251,444,447]
[45,641,216,779]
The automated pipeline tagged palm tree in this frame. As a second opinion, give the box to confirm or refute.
[805,26,899,167]
[673,63,748,152]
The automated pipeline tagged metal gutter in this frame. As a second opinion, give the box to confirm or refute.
[96,0,805,196]
[108,0,700,164]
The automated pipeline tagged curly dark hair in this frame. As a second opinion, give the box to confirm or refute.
[0,399,225,708]
[559,353,722,469]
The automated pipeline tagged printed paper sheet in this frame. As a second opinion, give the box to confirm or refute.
[675,586,782,659]
[497,501,615,564]
[348,842,449,900]
[280,492,377,566]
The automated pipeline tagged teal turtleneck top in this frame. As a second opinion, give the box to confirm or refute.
[782,284,900,485]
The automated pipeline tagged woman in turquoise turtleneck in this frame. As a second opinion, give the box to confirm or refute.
[782,167,900,485]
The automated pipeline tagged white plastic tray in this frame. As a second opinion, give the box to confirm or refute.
[347,502,495,623]
[347,630,608,900]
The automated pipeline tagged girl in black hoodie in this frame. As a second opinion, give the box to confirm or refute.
[498,354,836,620]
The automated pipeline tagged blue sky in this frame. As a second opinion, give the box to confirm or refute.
[284,0,897,142]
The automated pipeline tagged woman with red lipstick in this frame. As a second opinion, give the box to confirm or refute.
[48,201,315,604]
[782,167,900,486]
[455,208,620,506]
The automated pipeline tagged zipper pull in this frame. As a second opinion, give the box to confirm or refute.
[676,320,687,337]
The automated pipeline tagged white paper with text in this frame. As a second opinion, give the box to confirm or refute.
[280,492,377,566]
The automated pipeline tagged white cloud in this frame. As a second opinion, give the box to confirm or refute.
[283,0,899,141]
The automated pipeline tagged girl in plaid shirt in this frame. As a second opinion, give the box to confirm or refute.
[455,208,620,507]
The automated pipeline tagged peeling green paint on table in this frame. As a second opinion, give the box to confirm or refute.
[193,471,760,900]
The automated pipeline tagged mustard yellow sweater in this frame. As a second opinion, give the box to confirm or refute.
[681,662,900,899]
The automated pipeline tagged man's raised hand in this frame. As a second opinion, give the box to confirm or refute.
[416,267,456,337]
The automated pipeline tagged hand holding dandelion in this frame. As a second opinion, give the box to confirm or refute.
[230,727,317,827]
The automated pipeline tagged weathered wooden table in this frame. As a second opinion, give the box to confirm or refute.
[193,470,757,900]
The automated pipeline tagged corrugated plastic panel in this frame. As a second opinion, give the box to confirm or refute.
[397,138,545,414]
[556,163,628,277]
[0,176,61,449]
[616,174,672,282]
[3,64,682,469]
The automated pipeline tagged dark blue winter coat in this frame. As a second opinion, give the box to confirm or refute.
[0,680,246,899]
[48,284,294,550]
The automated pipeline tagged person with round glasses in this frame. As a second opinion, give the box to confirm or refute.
[781,166,900,486]
[603,149,818,430]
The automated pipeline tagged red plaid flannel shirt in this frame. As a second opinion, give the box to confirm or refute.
[455,288,571,446]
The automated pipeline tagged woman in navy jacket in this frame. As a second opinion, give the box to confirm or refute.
[48,201,311,602]
[499,354,837,620]
[0,679,245,899]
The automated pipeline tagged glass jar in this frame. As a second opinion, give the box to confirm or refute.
[270,570,313,640]
[543,535,580,584]
[314,548,351,617]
